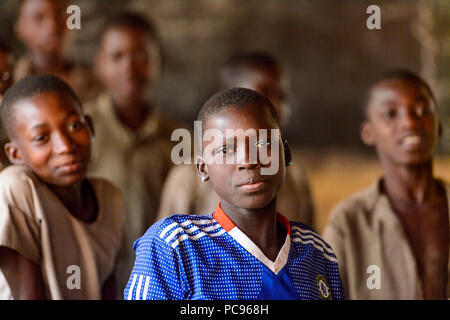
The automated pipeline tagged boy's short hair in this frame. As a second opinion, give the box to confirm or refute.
[98,11,160,45]
[363,70,438,119]
[219,52,280,88]
[0,74,82,139]
[198,87,281,129]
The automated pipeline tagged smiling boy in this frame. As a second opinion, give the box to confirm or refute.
[323,71,449,299]
[125,88,344,300]
[0,75,123,299]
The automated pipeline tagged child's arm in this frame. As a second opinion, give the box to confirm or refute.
[0,247,46,299]
[124,223,189,300]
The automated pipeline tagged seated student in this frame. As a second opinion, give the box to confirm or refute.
[14,0,99,102]
[88,12,183,292]
[125,88,344,300]
[0,40,15,166]
[0,75,123,299]
[323,71,449,300]
[157,52,315,226]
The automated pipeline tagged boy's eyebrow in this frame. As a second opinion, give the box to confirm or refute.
[29,110,81,130]
[30,123,48,130]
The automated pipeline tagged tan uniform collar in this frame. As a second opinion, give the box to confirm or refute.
[96,94,161,147]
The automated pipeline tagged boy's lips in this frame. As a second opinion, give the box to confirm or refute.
[56,158,86,174]
[399,134,424,150]
[239,181,267,192]
[237,176,268,191]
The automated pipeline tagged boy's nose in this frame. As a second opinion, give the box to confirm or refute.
[53,132,76,154]
[400,110,420,130]
[237,142,260,170]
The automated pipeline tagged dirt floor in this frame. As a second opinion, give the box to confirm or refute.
[296,150,450,234]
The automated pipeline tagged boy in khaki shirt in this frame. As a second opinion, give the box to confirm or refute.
[88,12,182,292]
[0,74,123,299]
[14,0,99,103]
[323,71,449,299]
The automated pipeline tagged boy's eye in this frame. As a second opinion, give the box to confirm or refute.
[381,108,397,119]
[216,145,235,155]
[415,104,431,117]
[256,139,271,148]
[68,120,84,131]
[32,134,49,143]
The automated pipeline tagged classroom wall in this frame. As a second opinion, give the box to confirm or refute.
[0,0,448,152]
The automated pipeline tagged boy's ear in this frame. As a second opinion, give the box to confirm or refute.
[283,140,293,167]
[360,121,375,146]
[4,142,24,165]
[195,155,209,182]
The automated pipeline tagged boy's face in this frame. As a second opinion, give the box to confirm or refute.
[199,104,286,210]
[361,79,439,167]
[16,0,66,56]
[6,91,92,187]
[0,51,14,97]
[95,27,155,105]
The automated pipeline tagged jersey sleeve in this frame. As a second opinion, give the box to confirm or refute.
[124,222,189,300]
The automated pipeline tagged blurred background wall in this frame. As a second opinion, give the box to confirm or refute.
[0,0,449,230]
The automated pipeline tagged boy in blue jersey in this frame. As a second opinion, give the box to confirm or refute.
[125,88,345,300]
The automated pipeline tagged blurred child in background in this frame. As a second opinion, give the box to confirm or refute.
[323,71,449,299]
[89,12,183,292]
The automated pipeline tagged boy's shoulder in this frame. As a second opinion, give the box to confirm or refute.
[136,213,219,249]
[0,165,39,195]
[289,220,335,255]
[327,180,382,225]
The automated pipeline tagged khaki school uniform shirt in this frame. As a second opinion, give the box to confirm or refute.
[157,160,315,227]
[87,94,182,292]
[0,165,124,300]
[14,55,100,103]
[323,178,450,300]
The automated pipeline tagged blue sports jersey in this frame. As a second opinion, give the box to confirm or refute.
[124,204,345,300]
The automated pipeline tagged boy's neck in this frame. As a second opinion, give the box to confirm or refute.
[220,199,286,261]
[112,98,151,132]
[30,51,66,74]
[381,158,438,204]
[48,179,98,223]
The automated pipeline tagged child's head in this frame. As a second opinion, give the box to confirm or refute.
[94,12,161,106]
[15,0,66,58]
[0,74,93,187]
[0,40,14,101]
[197,87,291,210]
[219,52,284,117]
[360,70,440,167]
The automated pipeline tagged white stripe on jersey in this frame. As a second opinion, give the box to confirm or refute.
[142,275,151,300]
[135,275,144,300]
[291,225,333,250]
[171,228,226,248]
[127,274,138,300]
[291,237,338,263]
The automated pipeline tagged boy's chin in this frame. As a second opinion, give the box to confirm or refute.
[235,195,276,211]
[43,172,87,188]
